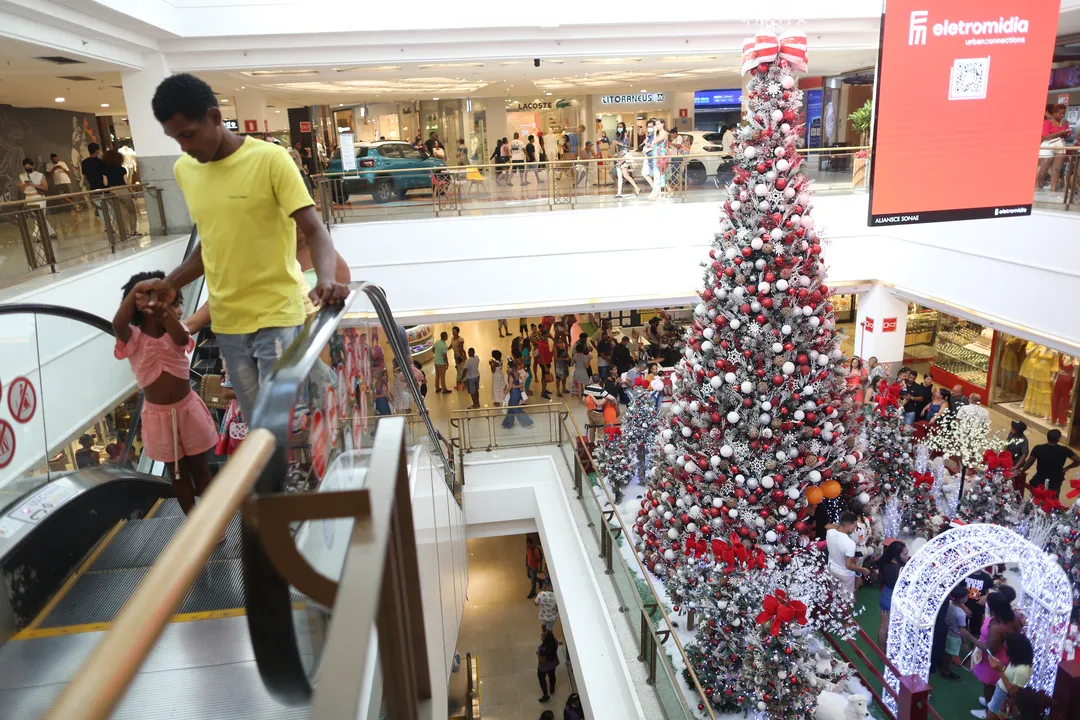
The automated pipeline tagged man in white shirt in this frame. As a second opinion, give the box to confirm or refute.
[957,393,991,423]
[45,153,76,205]
[508,132,527,185]
[534,579,558,631]
[826,512,870,599]
[18,158,56,239]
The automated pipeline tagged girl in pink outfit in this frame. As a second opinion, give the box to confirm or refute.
[113,271,218,515]
[971,592,1025,713]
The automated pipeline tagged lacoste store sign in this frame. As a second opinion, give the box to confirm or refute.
[601,93,665,105]
[514,102,553,110]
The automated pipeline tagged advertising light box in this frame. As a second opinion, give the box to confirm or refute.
[868,0,1060,226]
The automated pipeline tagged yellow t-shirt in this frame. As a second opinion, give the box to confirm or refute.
[174,137,313,335]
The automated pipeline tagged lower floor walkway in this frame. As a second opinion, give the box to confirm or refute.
[452,536,572,720]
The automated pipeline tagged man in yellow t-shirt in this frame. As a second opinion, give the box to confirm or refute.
[140,73,349,421]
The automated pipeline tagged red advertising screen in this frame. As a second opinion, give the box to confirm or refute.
[868,0,1060,226]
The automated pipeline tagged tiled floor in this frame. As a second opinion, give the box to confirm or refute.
[456,536,572,720]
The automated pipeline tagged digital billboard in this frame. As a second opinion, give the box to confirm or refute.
[868,0,1060,226]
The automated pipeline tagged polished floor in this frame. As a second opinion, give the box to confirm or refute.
[455,536,571,720]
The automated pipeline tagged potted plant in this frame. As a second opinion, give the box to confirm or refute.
[848,100,873,187]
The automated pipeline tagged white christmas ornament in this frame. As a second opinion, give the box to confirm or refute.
[721,445,734,457]
[724,372,736,384]
[729,319,741,330]
[743,145,758,159]
[776,279,789,291]
[681,427,692,437]
[781,75,795,90]
[754,184,768,197]
[781,324,792,335]
[726,411,741,423]
[751,237,764,250]
[776,158,790,172]
[765,530,778,543]
[772,342,783,353]
[787,488,800,499]
[730,200,742,212]
[770,228,783,241]
[710,375,723,389]
[770,109,784,123]
[782,361,795,375]
[740,380,753,394]
[810,316,821,327]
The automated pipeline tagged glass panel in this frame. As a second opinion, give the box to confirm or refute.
[0,313,138,510]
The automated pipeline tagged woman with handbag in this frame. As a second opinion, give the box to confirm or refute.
[536,628,560,704]
[502,359,534,429]
[1036,104,1072,193]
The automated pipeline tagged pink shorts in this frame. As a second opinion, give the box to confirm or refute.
[142,392,218,463]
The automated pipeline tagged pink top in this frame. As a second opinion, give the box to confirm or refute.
[972,616,1008,685]
[114,325,193,388]
[1043,119,1068,139]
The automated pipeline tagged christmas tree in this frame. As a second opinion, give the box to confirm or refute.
[640,29,859,604]
[924,409,1005,513]
[1045,504,1080,621]
[593,429,632,504]
[960,449,1023,526]
[899,444,939,538]
[863,381,915,499]
[622,379,662,487]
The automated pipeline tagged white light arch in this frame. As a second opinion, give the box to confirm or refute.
[884,524,1072,711]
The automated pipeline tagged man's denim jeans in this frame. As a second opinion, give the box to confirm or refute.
[216,326,301,421]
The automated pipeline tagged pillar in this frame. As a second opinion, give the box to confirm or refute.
[853,283,909,372]
[481,99,507,152]
[234,91,270,135]
[122,53,191,234]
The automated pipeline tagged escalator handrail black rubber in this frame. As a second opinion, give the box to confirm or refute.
[244,282,456,705]
[0,303,114,334]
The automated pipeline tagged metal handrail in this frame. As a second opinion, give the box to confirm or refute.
[312,144,876,180]
[0,184,160,211]
[45,428,277,720]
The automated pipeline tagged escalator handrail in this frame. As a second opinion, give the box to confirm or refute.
[0,303,114,334]
[243,282,454,705]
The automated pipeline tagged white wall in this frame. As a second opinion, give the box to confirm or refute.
[0,237,189,488]
[333,195,1080,354]
[463,451,647,720]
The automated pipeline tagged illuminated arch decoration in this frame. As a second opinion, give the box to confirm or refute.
[884,524,1071,712]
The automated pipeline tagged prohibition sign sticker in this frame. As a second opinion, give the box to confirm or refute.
[7,377,36,424]
[0,420,14,469]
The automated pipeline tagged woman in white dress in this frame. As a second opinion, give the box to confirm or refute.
[489,349,507,407]
[392,361,414,413]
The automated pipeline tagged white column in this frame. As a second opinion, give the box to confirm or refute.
[853,283,909,371]
[234,91,270,135]
[122,53,190,234]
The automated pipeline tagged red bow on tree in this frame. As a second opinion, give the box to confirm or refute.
[1067,479,1080,500]
[984,450,1014,473]
[604,426,621,442]
[685,536,706,559]
[712,534,766,573]
[741,30,809,75]
[1029,485,1065,514]
[912,471,934,489]
[754,589,808,637]
[873,383,902,416]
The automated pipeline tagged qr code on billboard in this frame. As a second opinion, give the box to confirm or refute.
[949,57,990,100]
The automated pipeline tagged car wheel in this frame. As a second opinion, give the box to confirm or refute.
[686,162,707,187]
[372,179,394,204]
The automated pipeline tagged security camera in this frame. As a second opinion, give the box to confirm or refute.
[534,58,541,68]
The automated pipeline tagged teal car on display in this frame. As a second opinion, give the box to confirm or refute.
[326,141,447,204]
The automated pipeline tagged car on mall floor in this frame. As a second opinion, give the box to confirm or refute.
[327,141,447,204]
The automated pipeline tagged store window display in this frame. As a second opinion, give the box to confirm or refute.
[931,317,991,398]
[991,332,1078,443]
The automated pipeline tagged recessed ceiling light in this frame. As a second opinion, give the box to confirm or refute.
[244,69,319,76]
[54,97,65,103]
[275,110,281,113]
[661,55,718,62]
[100,103,110,108]
[432,97,440,100]
[419,62,483,69]
[240,86,246,89]
[545,92,552,96]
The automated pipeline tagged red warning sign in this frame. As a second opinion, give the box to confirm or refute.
[882,317,898,333]
[864,317,875,334]
[311,410,328,479]
[0,420,14,469]
[7,377,36,424]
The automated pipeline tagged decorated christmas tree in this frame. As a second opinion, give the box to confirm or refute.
[862,381,915,499]
[637,29,860,605]
[960,449,1023,526]
[593,429,632,504]
[924,409,1005,513]
[1045,504,1080,621]
[899,444,939,538]
[622,379,662,487]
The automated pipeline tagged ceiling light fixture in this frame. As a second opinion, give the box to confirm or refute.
[244,69,319,76]
[580,57,643,64]
[54,97,65,103]
[661,55,718,62]
[419,62,483,69]
[100,103,110,108]
[432,97,440,100]
[221,98,229,102]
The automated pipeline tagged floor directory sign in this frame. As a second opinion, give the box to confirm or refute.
[868,0,1060,226]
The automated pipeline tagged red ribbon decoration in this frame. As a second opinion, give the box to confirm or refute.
[912,470,934,489]
[1029,485,1066,513]
[1067,479,1080,500]
[712,533,766,573]
[684,536,706,559]
[741,30,809,75]
[984,449,1013,473]
[873,382,903,416]
[754,589,808,637]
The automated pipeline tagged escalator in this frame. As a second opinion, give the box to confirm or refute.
[0,280,457,717]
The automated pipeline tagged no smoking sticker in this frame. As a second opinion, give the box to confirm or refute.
[7,377,36,424]
[0,420,15,470]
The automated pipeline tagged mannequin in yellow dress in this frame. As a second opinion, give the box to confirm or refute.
[1021,342,1058,417]
[1000,337,1027,396]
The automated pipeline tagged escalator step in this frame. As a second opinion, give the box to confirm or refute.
[175,559,245,614]
[90,517,184,571]
[155,498,185,518]
[38,567,148,628]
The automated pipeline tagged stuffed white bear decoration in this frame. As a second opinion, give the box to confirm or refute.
[815,691,870,720]
[814,648,834,676]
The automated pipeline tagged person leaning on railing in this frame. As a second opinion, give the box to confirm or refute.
[1037,103,1073,194]
[18,157,56,240]
[102,149,140,238]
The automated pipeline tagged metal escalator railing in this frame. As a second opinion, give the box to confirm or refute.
[242,281,454,704]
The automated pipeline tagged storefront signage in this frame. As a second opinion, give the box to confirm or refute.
[865,317,875,333]
[601,93,665,105]
[693,89,742,107]
[223,119,239,131]
[339,132,357,171]
[514,102,553,110]
[882,317,898,332]
[299,121,312,133]
[869,0,1060,225]
[804,88,823,149]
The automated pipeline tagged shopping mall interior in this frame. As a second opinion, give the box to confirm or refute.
[2,2,1080,720]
